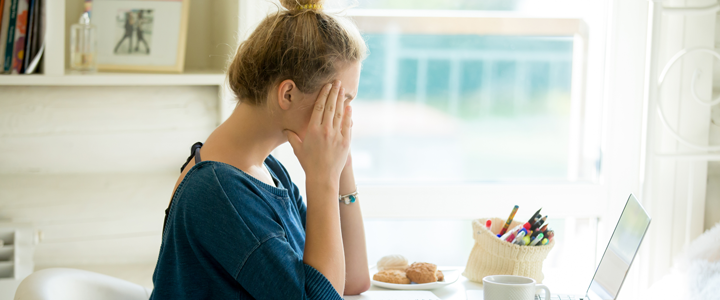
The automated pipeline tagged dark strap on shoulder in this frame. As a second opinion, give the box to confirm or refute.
[180,142,203,172]
[165,142,203,235]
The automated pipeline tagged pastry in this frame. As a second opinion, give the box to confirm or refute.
[436,270,444,281]
[373,270,411,284]
[377,254,409,272]
[405,262,438,284]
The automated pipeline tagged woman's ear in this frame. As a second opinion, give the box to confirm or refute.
[277,79,296,111]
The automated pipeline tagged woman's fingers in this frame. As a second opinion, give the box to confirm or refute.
[341,105,353,144]
[310,83,333,126]
[332,88,345,129]
[323,81,341,126]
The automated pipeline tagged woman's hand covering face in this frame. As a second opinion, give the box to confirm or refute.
[284,80,353,182]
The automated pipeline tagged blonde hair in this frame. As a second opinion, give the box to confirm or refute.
[227,0,368,105]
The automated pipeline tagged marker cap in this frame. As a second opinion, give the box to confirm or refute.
[529,233,544,246]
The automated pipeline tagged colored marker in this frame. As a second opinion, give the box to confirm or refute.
[486,219,493,230]
[531,224,548,239]
[498,205,519,236]
[505,232,517,243]
[512,231,526,244]
[518,228,527,236]
[546,230,555,242]
[541,238,549,245]
[530,233,544,246]
[522,235,531,245]
[500,224,524,241]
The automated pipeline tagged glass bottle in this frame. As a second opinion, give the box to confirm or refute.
[70,12,97,72]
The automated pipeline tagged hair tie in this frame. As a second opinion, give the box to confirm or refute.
[296,3,322,11]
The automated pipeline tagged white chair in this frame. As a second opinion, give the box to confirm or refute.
[13,268,151,300]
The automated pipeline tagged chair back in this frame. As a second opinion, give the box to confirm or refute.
[14,268,150,300]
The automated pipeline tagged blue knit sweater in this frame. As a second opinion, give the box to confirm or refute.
[150,156,342,300]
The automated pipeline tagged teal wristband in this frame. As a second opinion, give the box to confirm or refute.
[339,189,358,205]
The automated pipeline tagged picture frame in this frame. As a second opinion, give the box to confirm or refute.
[90,0,190,73]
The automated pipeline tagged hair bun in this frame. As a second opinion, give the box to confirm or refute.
[280,0,325,11]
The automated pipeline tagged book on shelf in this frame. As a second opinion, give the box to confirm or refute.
[2,0,17,73]
[10,0,28,74]
[22,0,38,72]
[0,0,42,75]
[0,0,4,65]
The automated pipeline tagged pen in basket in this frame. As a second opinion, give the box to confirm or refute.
[523,208,542,229]
[529,233,544,246]
[532,215,547,231]
[496,205,553,246]
[499,224,524,241]
[497,205,519,237]
[512,230,527,245]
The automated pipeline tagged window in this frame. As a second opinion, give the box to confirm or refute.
[273,0,611,213]
[272,0,613,289]
[353,34,578,182]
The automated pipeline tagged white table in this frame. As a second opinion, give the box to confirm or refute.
[364,267,586,300]
[365,267,482,300]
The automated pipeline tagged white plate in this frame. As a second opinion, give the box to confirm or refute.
[370,267,460,290]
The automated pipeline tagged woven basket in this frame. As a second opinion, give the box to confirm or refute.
[463,217,555,283]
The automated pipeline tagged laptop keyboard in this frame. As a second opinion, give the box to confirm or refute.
[535,294,585,300]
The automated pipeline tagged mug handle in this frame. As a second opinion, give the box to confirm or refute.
[536,284,551,300]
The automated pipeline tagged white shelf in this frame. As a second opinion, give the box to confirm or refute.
[0,70,226,86]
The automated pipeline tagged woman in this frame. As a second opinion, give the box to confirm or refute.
[149,0,369,299]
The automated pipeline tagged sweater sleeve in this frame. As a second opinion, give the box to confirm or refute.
[177,163,341,300]
[237,237,342,300]
[293,182,308,230]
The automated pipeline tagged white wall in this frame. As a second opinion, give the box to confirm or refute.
[0,86,218,285]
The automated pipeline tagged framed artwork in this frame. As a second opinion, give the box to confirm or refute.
[90,0,189,72]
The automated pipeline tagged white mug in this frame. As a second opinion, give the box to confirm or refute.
[483,275,551,300]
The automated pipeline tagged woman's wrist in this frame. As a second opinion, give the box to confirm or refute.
[306,177,340,192]
[338,154,357,195]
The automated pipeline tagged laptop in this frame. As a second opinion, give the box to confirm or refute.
[538,193,652,300]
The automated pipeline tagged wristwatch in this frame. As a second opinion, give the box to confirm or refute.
[339,188,358,205]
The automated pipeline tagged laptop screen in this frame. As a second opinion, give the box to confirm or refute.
[587,194,651,300]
